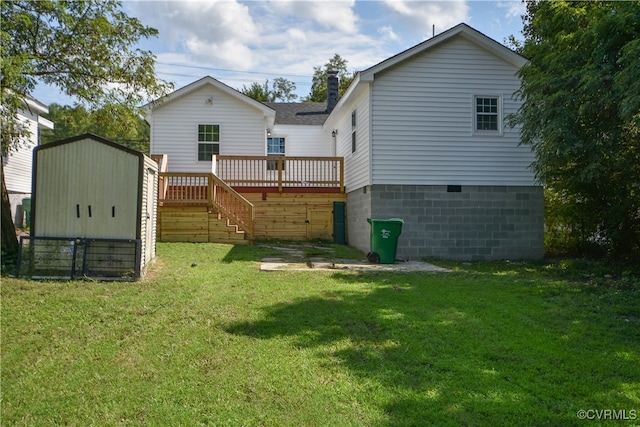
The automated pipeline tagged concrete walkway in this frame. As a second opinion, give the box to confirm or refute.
[259,245,450,272]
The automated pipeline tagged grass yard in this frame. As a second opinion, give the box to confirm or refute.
[2,242,639,426]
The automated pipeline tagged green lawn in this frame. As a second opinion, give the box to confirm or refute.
[2,243,639,426]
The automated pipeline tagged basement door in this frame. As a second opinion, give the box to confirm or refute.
[306,208,333,240]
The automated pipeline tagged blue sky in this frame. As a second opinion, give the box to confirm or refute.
[33,0,527,106]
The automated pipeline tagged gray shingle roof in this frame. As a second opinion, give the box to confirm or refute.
[263,102,329,125]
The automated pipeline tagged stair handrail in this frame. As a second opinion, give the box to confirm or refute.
[209,172,255,241]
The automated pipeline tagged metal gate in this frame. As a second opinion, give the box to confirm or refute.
[17,236,141,281]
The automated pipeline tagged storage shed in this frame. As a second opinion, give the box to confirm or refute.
[19,134,158,280]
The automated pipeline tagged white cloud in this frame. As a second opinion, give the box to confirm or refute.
[379,25,399,42]
[127,0,260,69]
[497,1,526,19]
[268,0,359,33]
[186,38,256,70]
[250,27,387,76]
[381,0,470,39]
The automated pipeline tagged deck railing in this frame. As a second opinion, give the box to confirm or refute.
[159,173,211,204]
[214,155,344,193]
[157,172,254,240]
[154,155,343,240]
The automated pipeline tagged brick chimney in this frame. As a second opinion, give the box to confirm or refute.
[326,70,339,113]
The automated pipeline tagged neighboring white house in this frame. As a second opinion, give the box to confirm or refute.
[146,23,544,261]
[2,96,54,227]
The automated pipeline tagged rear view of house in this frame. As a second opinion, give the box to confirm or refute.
[145,76,346,243]
[147,23,543,261]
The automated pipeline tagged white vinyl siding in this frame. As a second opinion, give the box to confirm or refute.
[3,110,40,194]
[270,125,331,157]
[150,86,267,172]
[370,36,536,186]
[334,90,370,192]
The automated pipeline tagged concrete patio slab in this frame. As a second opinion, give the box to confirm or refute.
[260,258,451,272]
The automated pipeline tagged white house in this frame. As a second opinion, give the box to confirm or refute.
[324,23,543,260]
[2,96,54,227]
[145,77,334,171]
[146,23,544,260]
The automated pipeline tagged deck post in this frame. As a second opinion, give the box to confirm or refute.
[207,174,214,210]
[339,157,345,193]
[278,158,283,193]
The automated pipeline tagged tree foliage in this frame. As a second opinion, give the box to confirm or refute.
[305,54,355,102]
[240,77,297,102]
[271,77,298,102]
[513,0,640,262]
[42,104,150,153]
[1,0,170,152]
[0,0,170,256]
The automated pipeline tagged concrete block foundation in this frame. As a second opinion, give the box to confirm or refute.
[346,184,544,261]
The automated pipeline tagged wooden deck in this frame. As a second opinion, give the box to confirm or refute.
[153,155,346,243]
[214,155,344,193]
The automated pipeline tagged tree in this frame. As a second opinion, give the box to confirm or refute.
[512,0,640,261]
[241,81,271,102]
[271,77,297,102]
[1,0,171,256]
[240,78,297,102]
[42,104,151,153]
[304,54,355,102]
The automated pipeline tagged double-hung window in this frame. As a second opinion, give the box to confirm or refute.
[197,124,220,161]
[351,110,357,153]
[475,97,500,132]
[267,137,285,171]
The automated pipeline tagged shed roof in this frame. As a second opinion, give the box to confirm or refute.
[35,133,146,160]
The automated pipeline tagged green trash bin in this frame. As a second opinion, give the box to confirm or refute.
[367,218,404,264]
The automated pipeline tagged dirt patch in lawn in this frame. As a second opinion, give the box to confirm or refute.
[258,244,450,272]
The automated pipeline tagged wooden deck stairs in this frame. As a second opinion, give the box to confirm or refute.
[158,205,248,244]
[152,154,346,244]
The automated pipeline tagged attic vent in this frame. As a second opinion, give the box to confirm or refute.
[447,185,462,193]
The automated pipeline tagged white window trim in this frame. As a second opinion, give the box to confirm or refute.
[472,94,503,136]
[266,135,286,171]
[266,135,286,156]
[197,124,220,162]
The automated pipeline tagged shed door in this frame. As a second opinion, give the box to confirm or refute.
[34,141,138,239]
